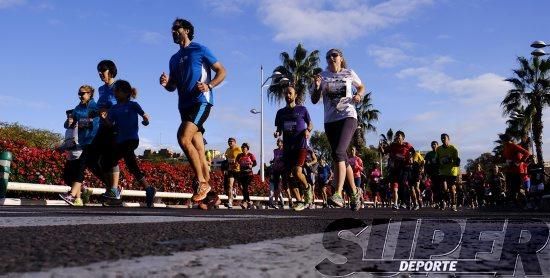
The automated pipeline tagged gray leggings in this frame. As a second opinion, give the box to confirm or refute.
[324,117,357,163]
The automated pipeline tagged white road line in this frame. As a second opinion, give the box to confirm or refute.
[0,215,308,228]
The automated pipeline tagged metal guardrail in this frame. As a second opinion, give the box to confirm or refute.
[4,182,375,206]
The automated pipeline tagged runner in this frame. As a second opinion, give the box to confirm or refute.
[317,158,333,208]
[58,109,84,206]
[235,143,257,209]
[59,85,100,206]
[437,133,461,211]
[159,18,227,202]
[311,48,364,211]
[472,164,486,208]
[95,60,122,201]
[303,145,318,208]
[367,162,382,208]
[410,149,424,210]
[274,84,313,211]
[424,141,440,208]
[99,80,156,207]
[269,139,286,209]
[501,133,530,207]
[223,137,242,208]
[379,130,414,211]
[348,146,364,194]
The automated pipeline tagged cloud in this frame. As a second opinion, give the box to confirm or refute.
[0,94,50,109]
[368,39,453,68]
[203,0,254,15]
[0,0,24,9]
[139,31,165,45]
[368,45,411,68]
[259,0,433,43]
[397,67,510,104]
[412,111,438,122]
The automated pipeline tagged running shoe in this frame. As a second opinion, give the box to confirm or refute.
[192,183,211,202]
[392,204,399,211]
[452,205,457,211]
[293,202,306,211]
[145,186,156,208]
[304,186,313,205]
[73,198,83,207]
[102,188,118,199]
[329,193,344,208]
[414,204,420,211]
[223,202,233,209]
[81,188,93,204]
[350,190,360,211]
[59,192,76,206]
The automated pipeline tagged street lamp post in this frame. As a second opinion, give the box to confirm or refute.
[252,67,283,183]
[530,41,549,191]
[531,40,548,57]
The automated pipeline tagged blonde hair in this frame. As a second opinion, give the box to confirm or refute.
[78,85,95,97]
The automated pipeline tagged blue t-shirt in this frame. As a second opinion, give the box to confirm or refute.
[108,101,145,144]
[97,82,117,109]
[169,42,218,110]
[72,100,99,146]
[274,105,311,151]
[318,164,331,183]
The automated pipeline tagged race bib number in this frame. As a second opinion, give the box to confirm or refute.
[284,121,297,132]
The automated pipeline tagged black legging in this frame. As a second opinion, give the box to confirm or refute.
[324,117,357,162]
[239,174,253,202]
[114,140,144,181]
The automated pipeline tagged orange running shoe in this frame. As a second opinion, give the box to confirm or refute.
[192,182,211,202]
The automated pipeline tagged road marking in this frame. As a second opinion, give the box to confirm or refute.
[0,214,309,228]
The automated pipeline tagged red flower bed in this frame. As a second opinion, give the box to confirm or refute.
[0,139,268,196]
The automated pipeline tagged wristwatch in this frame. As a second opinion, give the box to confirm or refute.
[207,83,213,91]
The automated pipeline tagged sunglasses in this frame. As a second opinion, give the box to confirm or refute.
[326,53,339,58]
[78,91,90,96]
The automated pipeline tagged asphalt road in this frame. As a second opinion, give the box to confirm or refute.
[1,206,550,277]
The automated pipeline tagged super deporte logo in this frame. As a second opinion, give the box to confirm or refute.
[316,218,550,276]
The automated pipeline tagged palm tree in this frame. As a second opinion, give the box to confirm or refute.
[267,43,322,105]
[502,56,550,167]
[353,92,380,149]
[379,128,394,147]
[504,106,532,140]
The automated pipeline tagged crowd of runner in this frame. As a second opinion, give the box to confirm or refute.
[55,18,547,211]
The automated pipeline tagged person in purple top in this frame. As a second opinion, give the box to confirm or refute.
[274,84,313,211]
[159,18,226,202]
[269,138,286,209]
[100,80,156,207]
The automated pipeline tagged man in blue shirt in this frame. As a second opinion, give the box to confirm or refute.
[159,18,226,202]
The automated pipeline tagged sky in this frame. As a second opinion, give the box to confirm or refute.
[1,0,549,172]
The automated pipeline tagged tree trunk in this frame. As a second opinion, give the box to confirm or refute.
[533,102,544,167]
[352,129,365,150]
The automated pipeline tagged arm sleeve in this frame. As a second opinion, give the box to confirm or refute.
[202,46,218,67]
[133,102,145,116]
[350,69,362,87]
[304,108,311,125]
[274,110,282,132]
[251,154,257,167]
